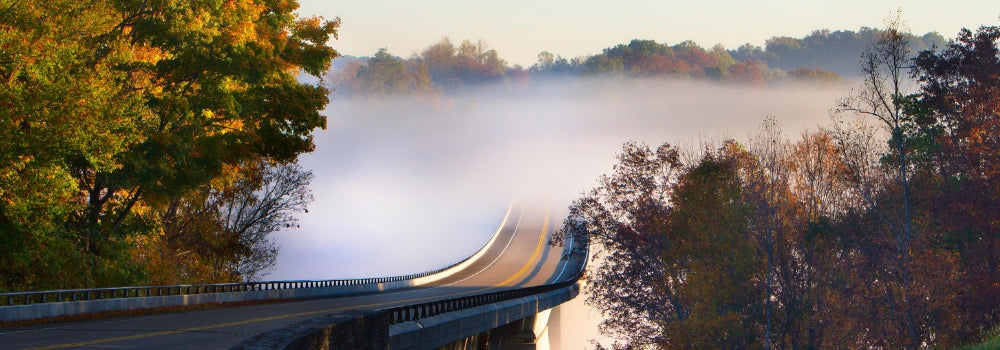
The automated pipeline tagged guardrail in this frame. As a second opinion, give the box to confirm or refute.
[385,231,590,324]
[0,204,516,309]
[234,245,588,350]
[384,278,577,324]
[0,274,432,307]
[232,220,591,350]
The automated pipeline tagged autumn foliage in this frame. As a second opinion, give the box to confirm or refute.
[0,0,338,290]
[326,28,949,98]
[557,23,1000,349]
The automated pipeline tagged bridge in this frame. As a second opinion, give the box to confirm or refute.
[0,202,588,349]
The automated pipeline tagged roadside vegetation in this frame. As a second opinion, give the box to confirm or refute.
[554,14,1000,349]
[957,327,1000,350]
[0,0,339,290]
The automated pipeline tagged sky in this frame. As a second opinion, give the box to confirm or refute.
[297,0,1000,67]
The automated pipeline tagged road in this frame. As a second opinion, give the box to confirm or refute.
[0,204,569,349]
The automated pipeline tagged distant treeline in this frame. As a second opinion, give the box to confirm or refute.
[325,28,946,95]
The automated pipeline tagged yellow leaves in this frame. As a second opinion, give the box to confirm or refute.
[210,162,244,189]
[181,7,221,42]
[203,109,245,137]
[219,118,244,133]
[219,0,265,46]
[222,77,248,92]
[127,200,155,218]
[14,154,34,167]
[297,16,322,29]
[131,45,167,65]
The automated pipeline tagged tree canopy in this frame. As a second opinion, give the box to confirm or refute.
[556,22,1000,349]
[0,0,338,290]
[325,27,948,98]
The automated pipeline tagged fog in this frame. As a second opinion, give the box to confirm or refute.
[268,78,849,346]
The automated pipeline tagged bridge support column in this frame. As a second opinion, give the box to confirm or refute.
[437,308,552,350]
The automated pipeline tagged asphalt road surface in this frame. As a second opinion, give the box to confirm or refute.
[0,203,569,349]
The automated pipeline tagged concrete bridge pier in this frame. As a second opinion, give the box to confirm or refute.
[438,308,554,350]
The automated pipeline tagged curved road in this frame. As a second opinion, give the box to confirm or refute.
[0,203,570,349]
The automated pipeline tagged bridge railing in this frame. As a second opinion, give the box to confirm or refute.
[0,263,461,307]
[0,206,516,309]
[233,244,589,349]
[384,278,577,324]
[384,235,589,324]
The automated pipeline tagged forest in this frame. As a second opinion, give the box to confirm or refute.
[552,20,1000,349]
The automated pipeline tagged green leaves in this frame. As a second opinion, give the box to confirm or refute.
[0,0,337,290]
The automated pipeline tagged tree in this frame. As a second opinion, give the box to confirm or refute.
[745,118,792,349]
[556,142,683,348]
[728,60,766,86]
[355,48,419,95]
[831,11,923,347]
[416,37,507,88]
[788,68,841,85]
[708,44,736,79]
[421,37,457,86]
[664,142,762,348]
[530,51,584,77]
[0,0,339,290]
[757,27,943,77]
[785,130,854,348]
[1,0,150,289]
[558,141,770,348]
[156,161,313,283]
[912,24,1000,341]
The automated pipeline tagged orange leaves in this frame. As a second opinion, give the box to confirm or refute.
[219,0,266,46]
[1,0,337,290]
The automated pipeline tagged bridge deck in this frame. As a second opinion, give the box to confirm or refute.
[0,204,569,349]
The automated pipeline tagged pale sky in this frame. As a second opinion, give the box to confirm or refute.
[297,0,1000,67]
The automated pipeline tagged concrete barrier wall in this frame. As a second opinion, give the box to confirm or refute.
[232,310,391,350]
[0,280,416,323]
[231,282,580,350]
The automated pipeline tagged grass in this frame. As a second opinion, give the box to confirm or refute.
[955,327,1000,350]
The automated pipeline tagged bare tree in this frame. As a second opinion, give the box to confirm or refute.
[746,117,790,349]
[162,160,313,282]
[831,10,921,348]
[220,161,313,281]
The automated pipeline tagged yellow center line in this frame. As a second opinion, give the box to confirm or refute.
[495,208,549,287]
[28,208,553,350]
[26,285,497,350]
